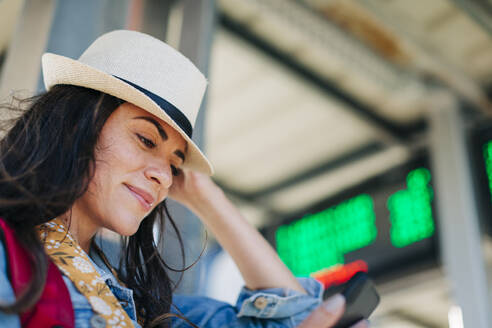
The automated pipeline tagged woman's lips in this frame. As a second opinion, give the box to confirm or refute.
[125,184,155,211]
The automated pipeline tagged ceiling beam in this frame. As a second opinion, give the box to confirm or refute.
[212,179,284,219]
[356,0,491,115]
[219,13,427,144]
[450,0,492,39]
[215,141,386,204]
[255,141,384,199]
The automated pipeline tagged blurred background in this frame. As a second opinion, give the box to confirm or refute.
[2,0,492,327]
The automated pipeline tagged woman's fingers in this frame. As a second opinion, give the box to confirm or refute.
[350,320,370,328]
[297,294,346,328]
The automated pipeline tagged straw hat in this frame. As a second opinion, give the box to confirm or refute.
[41,30,213,175]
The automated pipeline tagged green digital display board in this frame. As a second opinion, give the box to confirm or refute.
[483,141,492,203]
[387,168,435,248]
[470,125,492,238]
[276,168,436,276]
[276,194,377,276]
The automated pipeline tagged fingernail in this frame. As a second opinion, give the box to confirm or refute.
[323,294,345,314]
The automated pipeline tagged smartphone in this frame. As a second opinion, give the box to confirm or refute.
[330,272,380,328]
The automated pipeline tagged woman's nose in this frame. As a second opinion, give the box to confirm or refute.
[144,165,172,189]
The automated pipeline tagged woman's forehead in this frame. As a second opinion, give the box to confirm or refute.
[119,102,159,120]
[120,103,169,130]
[117,102,187,149]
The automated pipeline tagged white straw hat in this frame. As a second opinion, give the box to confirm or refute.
[41,30,213,175]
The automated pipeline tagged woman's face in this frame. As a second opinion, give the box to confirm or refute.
[72,102,187,236]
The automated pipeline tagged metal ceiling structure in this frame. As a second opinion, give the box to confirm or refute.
[207,0,492,227]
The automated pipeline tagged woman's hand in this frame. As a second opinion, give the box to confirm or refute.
[168,168,306,293]
[297,294,369,328]
[169,172,371,326]
[168,169,222,212]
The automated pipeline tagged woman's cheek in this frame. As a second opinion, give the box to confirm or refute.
[111,137,143,165]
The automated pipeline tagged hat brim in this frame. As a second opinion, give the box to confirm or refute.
[42,53,213,176]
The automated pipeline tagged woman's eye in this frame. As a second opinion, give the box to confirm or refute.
[137,134,156,148]
[171,165,180,177]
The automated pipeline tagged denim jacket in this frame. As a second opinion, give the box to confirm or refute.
[0,241,323,327]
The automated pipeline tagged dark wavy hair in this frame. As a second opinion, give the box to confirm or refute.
[0,85,193,327]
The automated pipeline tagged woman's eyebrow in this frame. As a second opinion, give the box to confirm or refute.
[175,150,186,163]
[134,116,186,162]
[133,116,168,140]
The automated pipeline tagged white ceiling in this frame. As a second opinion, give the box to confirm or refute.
[207,29,381,194]
[264,145,410,213]
[353,0,492,107]
[355,0,492,82]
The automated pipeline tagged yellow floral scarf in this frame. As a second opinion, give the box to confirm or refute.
[37,218,134,327]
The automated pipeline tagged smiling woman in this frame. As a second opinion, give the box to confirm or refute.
[0,30,365,328]
[66,103,188,248]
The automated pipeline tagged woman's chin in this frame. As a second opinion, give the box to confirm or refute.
[110,216,143,236]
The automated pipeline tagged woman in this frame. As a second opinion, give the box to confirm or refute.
[0,30,367,328]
